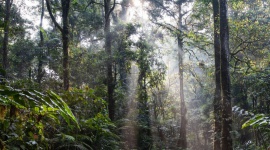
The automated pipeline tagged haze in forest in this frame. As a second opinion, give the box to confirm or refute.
[0,0,270,150]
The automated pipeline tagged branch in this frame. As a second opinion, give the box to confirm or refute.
[189,68,204,88]
[45,0,63,32]
[107,0,116,20]
[185,41,212,56]
[155,22,179,36]
[230,54,257,73]
[151,0,176,20]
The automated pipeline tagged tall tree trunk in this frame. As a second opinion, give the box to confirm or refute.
[45,0,70,90]
[212,0,222,149]
[177,1,187,149]
[2,0,12,77]
[104,0,116,121]
[62,0,70,91]
[220,0,233,149]
[37,0,45,84]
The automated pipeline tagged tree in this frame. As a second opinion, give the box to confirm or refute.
[145,0,189,148]
[219,0,233,149]
[104,0,116,121]
[136,39,153,150]
[37,0,45,84]
[135,36,166,149]
[2,0,12,78]
[212,0,221,149]
[45,0,71,90]
[177,1,187,149]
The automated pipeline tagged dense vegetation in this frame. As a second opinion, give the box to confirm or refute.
[1,0,270,149]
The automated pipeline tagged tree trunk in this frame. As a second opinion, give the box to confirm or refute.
[2,0,12,77]
[177,2,187,149]
[118,44,128,90]
[212,0,222,149]
[219,0,233,149]
[37,0,45,84]
[104,0,116,121]
[61,0,70,91]
[45,0,70,90]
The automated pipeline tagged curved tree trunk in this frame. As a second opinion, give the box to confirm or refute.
[219,0,233,149]
[45,0,70,90]
[212,0,222,149]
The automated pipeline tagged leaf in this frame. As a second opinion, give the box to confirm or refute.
[72,0,79,5]
[40,27,48,41]
[242,114,266,129]
[47,91,79,128]
[61,133,75,141]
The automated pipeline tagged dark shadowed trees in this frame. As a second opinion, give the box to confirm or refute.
[212,0,222,149]
[104,0,116,121]
[219,0,233,149]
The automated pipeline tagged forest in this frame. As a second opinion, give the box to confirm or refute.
[0,0,270,149]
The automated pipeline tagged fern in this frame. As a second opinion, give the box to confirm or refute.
[0,85,79,128]
[51,134,93,150]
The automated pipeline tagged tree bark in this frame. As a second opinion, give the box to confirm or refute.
[104,0,116,121]
[2,0,12,77]
[219,0,233,149]
[61,0,70,91]
[212,0,222,149]
[177,1,187,149]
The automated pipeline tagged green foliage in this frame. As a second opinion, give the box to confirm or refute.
[62,87,108,118]
[55,87,119,150]
[233,106,270,149]
[49,133,93,150]
[0,85,78,127]
[5,0,270,149]
[82,113,119,150]
[134,36,167,149]
[0,86,119,149]
[0,85,79,149]
[229,1,270,148]
[242,114,270,129]
[69,48,107,88]
[9,39,36,79]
